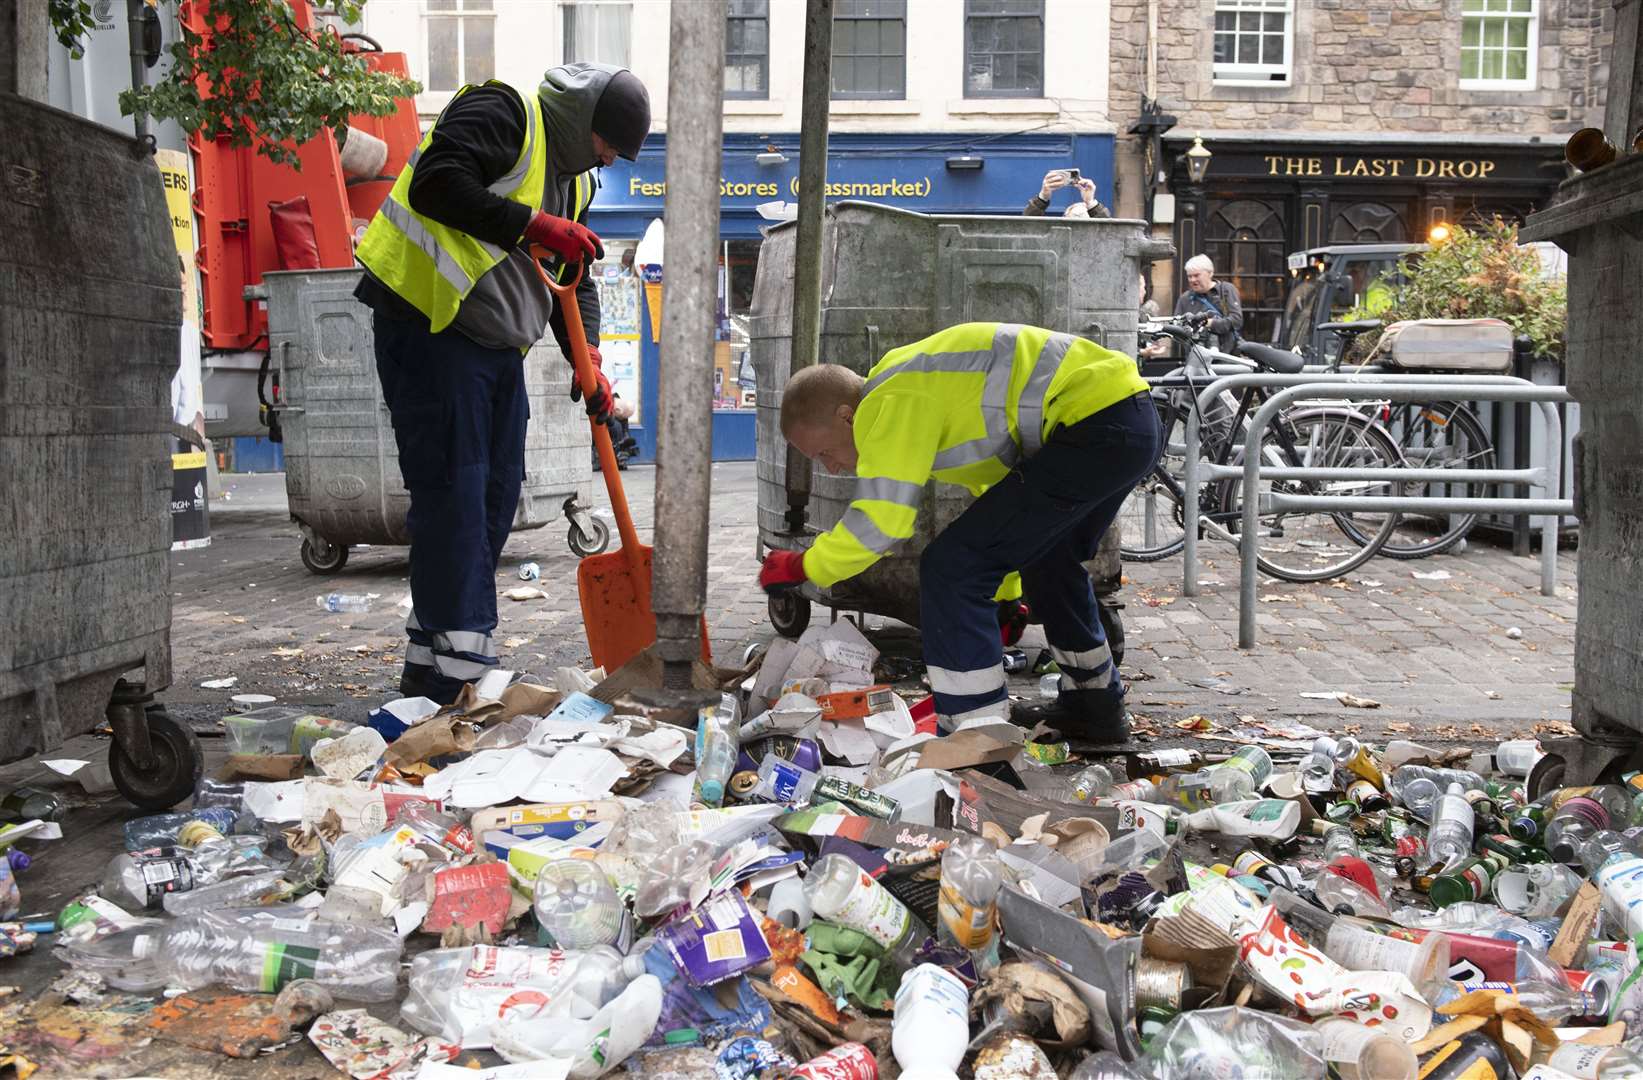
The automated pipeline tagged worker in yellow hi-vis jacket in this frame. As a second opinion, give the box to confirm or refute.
[759,322,1159,742]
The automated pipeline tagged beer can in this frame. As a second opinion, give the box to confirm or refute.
[814,775,901,821]
[789,1042,877,1080]
[1135,957,1191,1010]
[518,562,540,581]
[1002,648,1028,673]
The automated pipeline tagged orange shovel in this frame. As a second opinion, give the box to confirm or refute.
[535,254,710,672]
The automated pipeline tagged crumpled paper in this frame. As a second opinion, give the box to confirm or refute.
[970,961,1093,1047]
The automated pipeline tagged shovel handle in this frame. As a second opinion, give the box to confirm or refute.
[531,251,642,557]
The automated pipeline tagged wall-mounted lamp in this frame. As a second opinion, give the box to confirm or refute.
[1184,135,1212,185]
[945,155,984,171]
[755,151,789,166]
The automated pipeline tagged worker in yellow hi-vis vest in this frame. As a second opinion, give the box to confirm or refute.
[353,63,650,704]
[761,323,1160,742]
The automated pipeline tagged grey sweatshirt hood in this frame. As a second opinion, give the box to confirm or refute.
[538,63,620,179]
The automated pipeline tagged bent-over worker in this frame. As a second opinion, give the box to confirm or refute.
[354,63,651,704]
[760,323,1160,742]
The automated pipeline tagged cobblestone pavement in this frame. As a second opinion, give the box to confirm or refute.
[168,463,1577,742]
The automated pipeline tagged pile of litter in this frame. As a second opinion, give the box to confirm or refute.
[3,618,1643,1079]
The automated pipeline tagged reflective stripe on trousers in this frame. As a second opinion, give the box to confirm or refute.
[406,609,499,682]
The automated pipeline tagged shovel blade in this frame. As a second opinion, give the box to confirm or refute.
[577,544,657,673]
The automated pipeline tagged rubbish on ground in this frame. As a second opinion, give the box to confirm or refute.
[39,758,116,794]
[1298,690,1382,708]
[316,592,374,613]
[505,585,549,601]
[201,676,239,689]
[17,647,1643,1078]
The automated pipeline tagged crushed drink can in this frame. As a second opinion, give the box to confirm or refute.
[813,775,900,821]
[518,562,540,581]
[789,1042,877,1080]
[1002,648,1028,673]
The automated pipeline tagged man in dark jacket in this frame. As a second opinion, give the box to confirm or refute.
[354,63,650,703]
[1173,254,1243,351]
[1023,169,1111,218]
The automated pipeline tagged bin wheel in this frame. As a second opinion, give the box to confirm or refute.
[769,591,812,638]
[109,707,205,811]
[301,536,350,574]
[1099,603,1126,669]
[568,517,611,557]
[1527,752,1566,802]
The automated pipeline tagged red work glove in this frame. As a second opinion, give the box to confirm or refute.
[759,550,808,594]
[569,344,610,422]
[524,211,604,264]
[997,599,1030,647]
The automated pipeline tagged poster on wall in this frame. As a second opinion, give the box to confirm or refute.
[155,148,210,551]
[597,271,642,425]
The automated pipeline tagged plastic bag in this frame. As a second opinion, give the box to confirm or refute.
[1143,1006,1325,1080]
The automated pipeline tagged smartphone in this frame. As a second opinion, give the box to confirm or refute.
[1068,168,1081,182]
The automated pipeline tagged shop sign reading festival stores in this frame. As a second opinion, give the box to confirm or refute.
[628,174,935,201]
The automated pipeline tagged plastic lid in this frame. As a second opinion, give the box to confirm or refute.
[699,780,724,804]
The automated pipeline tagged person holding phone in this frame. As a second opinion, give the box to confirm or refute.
[1024,169,1110,218]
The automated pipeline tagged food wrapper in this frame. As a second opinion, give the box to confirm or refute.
[1238,904,1432,1041]
[769,963,843,1026]
[422,862,511,937]
[658,890,772,986]
[307,1008,460,1079]
[970,962,1093,1047]
[1408,988,1562,1075]
[383,716,479,770]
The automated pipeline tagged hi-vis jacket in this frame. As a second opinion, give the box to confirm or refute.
[356,81,595,338]
[802,323,1150,588]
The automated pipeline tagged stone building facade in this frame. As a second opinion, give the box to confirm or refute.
[1110,0,1614,340]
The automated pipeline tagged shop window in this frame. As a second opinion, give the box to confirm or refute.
[964,0,1044,98]
[1212,0,1292,85]
[424,0,495,95]
[726,0,770,99]
[1460,0,1537,90]
[563,0,632,68]
[832,0,906,100]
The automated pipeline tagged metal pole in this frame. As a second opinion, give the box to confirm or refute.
[1540,402,1562,598]
[653,0,726,687]
[783,0,833,535]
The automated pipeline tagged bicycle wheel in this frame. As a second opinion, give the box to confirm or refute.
[1218,408,1405,583]
[1119,396,1188,560]
[1341,401,1492,559]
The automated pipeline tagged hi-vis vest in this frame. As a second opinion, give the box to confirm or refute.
[356,81,596,334]
[802,322,1150,588]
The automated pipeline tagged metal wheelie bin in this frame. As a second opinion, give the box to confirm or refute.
[260,268,601,574]
[749,201,1170,648]
[0,93,204,809]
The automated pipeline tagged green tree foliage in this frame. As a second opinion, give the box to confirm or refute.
[50,0,420,168]
[1360,218,1567,359]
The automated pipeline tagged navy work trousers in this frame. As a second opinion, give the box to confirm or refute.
[920,392,1161,722]
[374,312,528,698]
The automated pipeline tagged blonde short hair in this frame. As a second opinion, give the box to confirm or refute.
[780,364,864,436]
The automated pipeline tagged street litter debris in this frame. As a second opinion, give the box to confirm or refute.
[200,676,238,689]
[11,623,1643,1080]
[1299,690,1383,708]
[1413,569,1454,580]
[1508,627,1525,640]
[504,586,548,601]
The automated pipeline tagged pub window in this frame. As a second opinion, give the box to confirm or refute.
[726,0,769,100]
[1212,0,1293,85]
[1460,0,1538,90]
[964,0,1045,98]
[832,0,906,100]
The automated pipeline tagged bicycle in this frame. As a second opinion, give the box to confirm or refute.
[1316,320,1497,560]
[1120,314,1406,583]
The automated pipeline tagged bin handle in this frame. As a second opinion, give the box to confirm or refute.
[864,324,879,365]
[1082,319,1107,347]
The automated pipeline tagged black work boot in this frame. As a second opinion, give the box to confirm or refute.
[1011,684,1130,744]
[398,662,466,707]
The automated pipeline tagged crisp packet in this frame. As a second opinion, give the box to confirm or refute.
[658,890,772,986]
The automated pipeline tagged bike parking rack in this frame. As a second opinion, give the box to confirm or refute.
[1175,371,1542,597]
[1230,382,1573,648]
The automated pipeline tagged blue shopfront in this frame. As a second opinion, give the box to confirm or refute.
[582,130,1115,462]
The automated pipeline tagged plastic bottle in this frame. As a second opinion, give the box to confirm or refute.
[692,693,741,807]
[754,755,819,805]
[1545,796,1616,864]
[1321,826,1361,861]
[1595,853,1643,939]
[936,836,1003,962]
[1156,771,1215,811]
[1316,1017,1417,1080]
[493,970,662,1075]
[1313,872,1392,920]
[1546,1042,1643,1078]
[1426,783,1476,867]
[1388,766,1488,822]
[766,876,813,930]
[100,839,270,911]
[1470,739,1543,778]
[1491,861,1581,917]
[1206,746,1272,803]
[191,777,247,813]
[804,853,930,971]
[891,964,969,1076]
[533,859,622,949]
[315,593,372,613]
[162,869,287,916]
[122,807,240,851]
[1070,763,1115,802]
[399,800,475,855]
[0,786,64,823]
[1037,674,1060,698]
[1578,829,1643,875]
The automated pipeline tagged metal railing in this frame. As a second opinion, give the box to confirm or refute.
[1227,381,1572,648]
[1178,371,1544,597]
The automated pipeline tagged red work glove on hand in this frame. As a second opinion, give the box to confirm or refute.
[759,550,808,594]
[997,599,1031,647]
[525,211,604,264]
[569,344,610,422]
